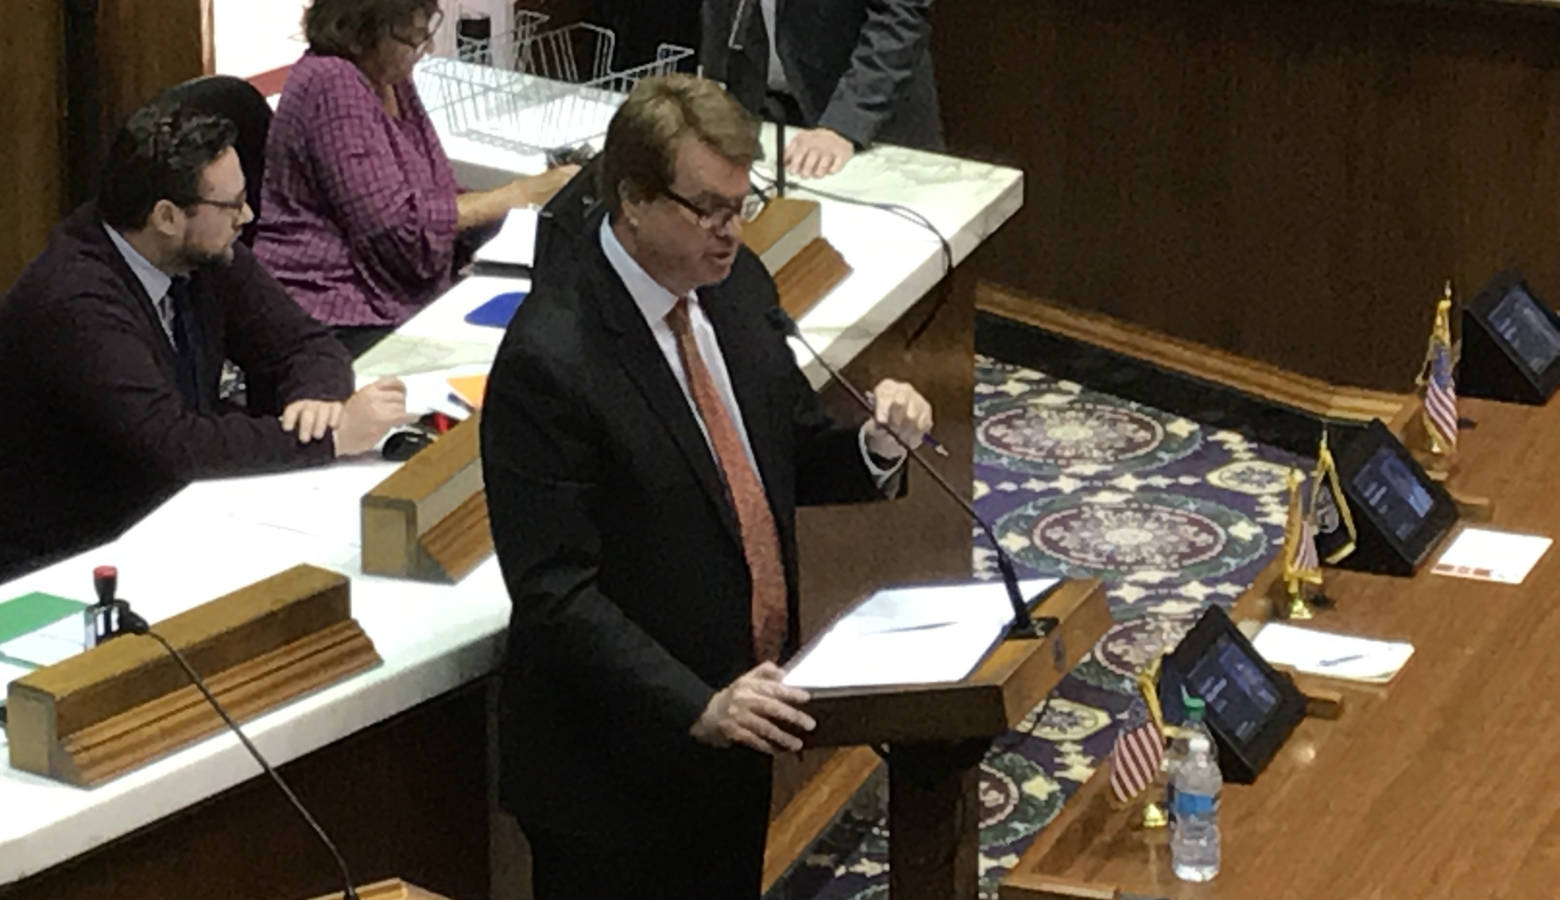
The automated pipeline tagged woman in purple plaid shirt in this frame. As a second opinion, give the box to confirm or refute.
[255,0,577,357]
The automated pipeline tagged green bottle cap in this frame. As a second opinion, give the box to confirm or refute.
[1181,689,1206,723]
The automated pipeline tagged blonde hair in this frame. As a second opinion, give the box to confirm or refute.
[597,74,759,218]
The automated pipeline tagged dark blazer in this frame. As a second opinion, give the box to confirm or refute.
[0,204,354,581]
[701,0,944,151]
[481,214,892,840]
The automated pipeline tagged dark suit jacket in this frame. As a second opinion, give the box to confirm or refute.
[0,204,353,581]
[481,214,892,837]
[701,0,944,151]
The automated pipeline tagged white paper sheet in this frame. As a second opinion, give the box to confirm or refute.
[1431,526,1553,585]
[354,334,504,379]
[375,365,489,419]
[0,628,83,668]
[474,208,539,268]
[783,578,1058,689]
[1252,622,1415,684]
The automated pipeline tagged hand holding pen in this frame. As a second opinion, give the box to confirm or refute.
[863,381,946,459]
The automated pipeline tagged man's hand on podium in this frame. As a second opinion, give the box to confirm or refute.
[691,661,816,754]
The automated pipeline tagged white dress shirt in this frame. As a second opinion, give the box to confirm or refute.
[598,218,901,487]
[103,224,177,348]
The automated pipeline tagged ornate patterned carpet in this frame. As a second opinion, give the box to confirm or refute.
[767,355,1308,900]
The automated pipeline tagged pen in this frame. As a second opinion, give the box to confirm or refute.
[1318,653,1363,667]
[447,391,477,416]
[868,620,959,635]
[863,390,950,458]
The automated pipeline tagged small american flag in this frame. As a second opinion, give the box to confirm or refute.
[1109,696,1164,805]
[1294,514,1320,573]
[1424,341,1458,451]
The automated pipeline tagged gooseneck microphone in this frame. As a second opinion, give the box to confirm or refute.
[765,308,1057,640]
[775,114,787,199]
[97,571,362,900]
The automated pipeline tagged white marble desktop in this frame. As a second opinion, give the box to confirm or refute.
[367,60,1024,389]
[0,60,1023,886]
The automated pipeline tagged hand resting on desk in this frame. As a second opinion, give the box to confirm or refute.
[785,127,855,178]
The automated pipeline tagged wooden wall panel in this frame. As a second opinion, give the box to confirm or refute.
[96,0,207,139]
[2,0,211,292]
[1,0,63,291]
[934,0,1560,392]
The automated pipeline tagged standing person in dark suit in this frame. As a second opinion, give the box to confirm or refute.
[481,74,934,898]
[700,0,943,177]
[0,102,412,583]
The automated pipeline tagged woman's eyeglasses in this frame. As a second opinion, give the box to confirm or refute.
[391,11,444,53]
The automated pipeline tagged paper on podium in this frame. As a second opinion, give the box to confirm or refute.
[783,578,1058,689]
[474,207,539,268]
[1252,622,1415,684]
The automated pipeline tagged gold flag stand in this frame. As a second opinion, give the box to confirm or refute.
[1274,470,1321,621]
[1134,656,1170,830]
[1408,282,1494,522]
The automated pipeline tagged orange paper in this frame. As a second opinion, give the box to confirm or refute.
[447,374,489,410]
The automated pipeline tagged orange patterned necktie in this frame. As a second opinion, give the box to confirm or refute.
[666,298,788,662]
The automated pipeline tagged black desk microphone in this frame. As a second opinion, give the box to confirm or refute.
[765,308,1057,639]
[94,568,362,900]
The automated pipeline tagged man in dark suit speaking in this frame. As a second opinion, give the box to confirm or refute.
[481,75,933,898]
[0,103,411,582]
[701,0,944,177]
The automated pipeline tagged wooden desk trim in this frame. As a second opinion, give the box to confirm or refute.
[978,282,1412,424]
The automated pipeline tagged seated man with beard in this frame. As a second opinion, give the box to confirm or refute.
[0,102,413,582]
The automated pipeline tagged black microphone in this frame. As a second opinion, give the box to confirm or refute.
[100,574,363,900]
[765,307,1057,640]
[775,116,787,199]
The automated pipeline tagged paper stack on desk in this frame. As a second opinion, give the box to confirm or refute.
[783,578,1058,689]
[473,207,539,268]
[1252,622,1415,684]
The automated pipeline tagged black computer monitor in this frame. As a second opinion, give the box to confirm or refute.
[1165,604,1305,784]
[1462,268,1560,405]
[1315,419,1458,575]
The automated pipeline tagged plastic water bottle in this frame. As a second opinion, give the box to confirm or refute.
[1170,733,1221,882]
[1164,695,1212,822]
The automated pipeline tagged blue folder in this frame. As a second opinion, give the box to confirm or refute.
[464,291,528,328]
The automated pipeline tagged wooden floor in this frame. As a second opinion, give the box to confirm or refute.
[1003,393,1560,899]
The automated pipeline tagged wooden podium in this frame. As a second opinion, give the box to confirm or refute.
[303,879,449,900]
[801,579,1112,900]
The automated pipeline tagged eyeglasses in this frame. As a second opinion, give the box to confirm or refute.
[661,187,767,232]
[186,195,249,219]
[391,11,443,53]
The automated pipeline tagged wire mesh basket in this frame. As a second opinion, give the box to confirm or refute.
[418,21,694,155]
[414,10,548,116]
[455,9,550,70]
